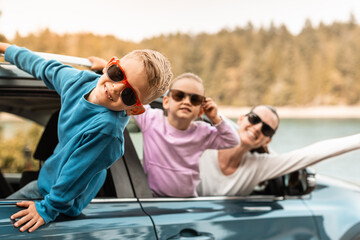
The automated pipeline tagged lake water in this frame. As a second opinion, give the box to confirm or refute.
[267,118,360,185]
[131,118,360,185]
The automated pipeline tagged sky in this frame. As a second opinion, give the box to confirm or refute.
[1,0,360,42]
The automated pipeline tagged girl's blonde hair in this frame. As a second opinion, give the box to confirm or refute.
[169,72,203,90]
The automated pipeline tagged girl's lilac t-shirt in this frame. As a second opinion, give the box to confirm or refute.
[133,105,239,197]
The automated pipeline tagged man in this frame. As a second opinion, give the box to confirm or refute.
[197,105,360,196]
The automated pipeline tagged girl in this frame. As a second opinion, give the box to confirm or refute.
[132,73,239,197]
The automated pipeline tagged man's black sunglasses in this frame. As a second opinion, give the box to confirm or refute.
[245,112,276,137]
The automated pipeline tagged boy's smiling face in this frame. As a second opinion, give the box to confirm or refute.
[88,56,149,113]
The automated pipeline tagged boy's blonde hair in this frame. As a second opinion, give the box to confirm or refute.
[125,49,173,104]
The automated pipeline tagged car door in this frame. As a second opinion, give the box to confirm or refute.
[138,196,320,240]
[0,199,156,240]
[0,61,158,239]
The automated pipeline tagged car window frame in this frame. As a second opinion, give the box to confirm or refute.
[0,61,139,201]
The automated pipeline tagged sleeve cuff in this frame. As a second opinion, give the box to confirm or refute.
[35,199,59,224]
[213,115,223,127]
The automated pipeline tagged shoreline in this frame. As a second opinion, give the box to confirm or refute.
[1,106,360,120]
[219,105,360,119]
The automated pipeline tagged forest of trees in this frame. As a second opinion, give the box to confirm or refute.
[2,14,360,107]
[2,14,360,172]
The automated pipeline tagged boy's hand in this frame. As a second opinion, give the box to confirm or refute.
[202,97,222,125]
[0,42,11,54]
[11,201,45,233]
[88,56,107,72]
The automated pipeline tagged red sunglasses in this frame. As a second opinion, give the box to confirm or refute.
[105,57,143,108]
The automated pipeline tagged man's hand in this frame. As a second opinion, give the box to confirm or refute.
[202,97,222,125]
[11,201,45,233]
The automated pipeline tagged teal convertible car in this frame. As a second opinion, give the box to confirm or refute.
[1,53,360,240]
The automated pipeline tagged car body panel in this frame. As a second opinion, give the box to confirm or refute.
[304,176,360,240]
[0,199,157,240]
[140,197,320,240]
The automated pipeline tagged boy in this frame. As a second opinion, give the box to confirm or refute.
[0,42,172,232]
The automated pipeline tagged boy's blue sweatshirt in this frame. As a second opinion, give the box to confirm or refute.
[5,45,130,223]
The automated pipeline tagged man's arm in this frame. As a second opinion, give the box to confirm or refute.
[257,133,360,182]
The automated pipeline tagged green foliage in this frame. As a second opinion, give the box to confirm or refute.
[0,122,43,173]
[8,15,360,106]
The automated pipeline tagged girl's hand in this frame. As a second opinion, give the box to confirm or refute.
[202,98,222,125]
[11,201,45,233]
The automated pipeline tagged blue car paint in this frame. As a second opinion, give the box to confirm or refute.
[140,198,321,240]
[138,176,360,239]
[0,200,157,240]
[304,175,360,240]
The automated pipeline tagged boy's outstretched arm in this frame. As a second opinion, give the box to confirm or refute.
[2,43,45,232]
[11,201,45,233]
[0,42,10,53]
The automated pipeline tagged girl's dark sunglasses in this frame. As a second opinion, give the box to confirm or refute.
[105,57,142,107]
[245,112,275,137]
[169,89,205,106]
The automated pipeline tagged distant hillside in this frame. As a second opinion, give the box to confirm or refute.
[5,14,360,107]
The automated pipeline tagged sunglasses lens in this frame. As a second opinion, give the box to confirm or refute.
[261,124,274,137]
[171,90,185,102]
[107,64,125,82]
[190,95,204,106]
[247,112,275,137]
[247,113,261,125]
[121,87,137,106]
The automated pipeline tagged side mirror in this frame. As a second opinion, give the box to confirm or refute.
[283,167,317,196]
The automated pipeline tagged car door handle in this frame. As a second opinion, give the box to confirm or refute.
[168,228,215,240]
[243,206,272,212]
